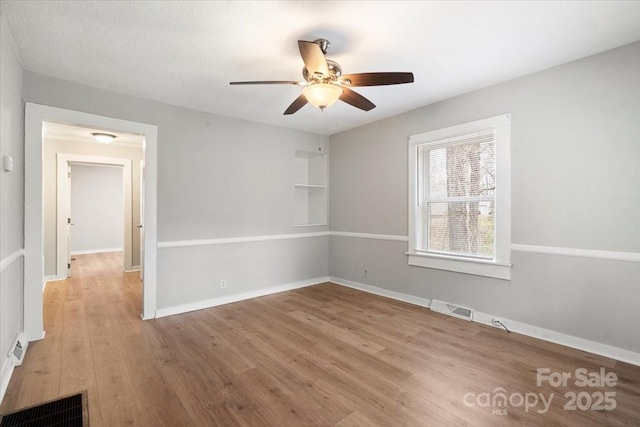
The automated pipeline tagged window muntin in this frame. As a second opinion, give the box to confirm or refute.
[416,131,496,259]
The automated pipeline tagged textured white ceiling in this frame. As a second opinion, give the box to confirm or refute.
[2,1,640,135]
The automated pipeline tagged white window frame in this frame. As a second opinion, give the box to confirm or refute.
[408,114,511,280]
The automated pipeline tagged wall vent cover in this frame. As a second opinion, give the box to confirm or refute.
[8,333,28,366]
[430,299,474,321]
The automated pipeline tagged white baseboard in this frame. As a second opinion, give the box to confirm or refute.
[155,276,330,318]
[1,335,42,403]
[329,277,640,367]
[329,277,432,309]
[43,275,66,292]
[125,265,140,272]
[70,247,123,255]
[44,275,66,282]
[472,312,640,367]
[0,357,15,404]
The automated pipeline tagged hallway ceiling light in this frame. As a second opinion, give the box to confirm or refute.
[91,132,116,143]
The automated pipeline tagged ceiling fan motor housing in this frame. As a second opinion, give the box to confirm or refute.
[302,59,342,82]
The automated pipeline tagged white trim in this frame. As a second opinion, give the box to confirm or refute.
[0,249,24,272]
[407,252,511,280]
[0,358,15,404]
[329,277,640,367]
[43,276,66,292]
[408,114,512,279]
[326,232,639,264]
[409,114,512,145]
[157,231,330,249]
[472,312,640,367]
[156,277,329,318]
[24,331,45,342]
[70,248,124,256]
[25,103,158,334]
[511,244,640,263]
[126,265,140,273]
[329,277,432,308]
[294,184,327,189]
[329,231,409,242]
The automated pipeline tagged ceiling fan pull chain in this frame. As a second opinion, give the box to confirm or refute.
[318,109,325,156]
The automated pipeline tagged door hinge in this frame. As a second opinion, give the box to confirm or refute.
[68,263,71,269]
[68,217,71,224]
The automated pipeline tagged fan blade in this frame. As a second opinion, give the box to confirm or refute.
[339,88,375,111]
[298,40,329,77]
[230,81,301,85]
[283,94,308,115]
[339,72,414,87]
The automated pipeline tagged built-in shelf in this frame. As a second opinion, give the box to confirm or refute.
[294,150,327,227]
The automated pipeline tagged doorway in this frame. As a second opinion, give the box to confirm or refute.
[56,157,131,278]
[24,104,158,341]
[56,153,134,278]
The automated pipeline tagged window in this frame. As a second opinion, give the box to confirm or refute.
[408,114,511,280]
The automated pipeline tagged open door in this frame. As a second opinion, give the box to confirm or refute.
[139,159,145,281]
[66,164,73,277]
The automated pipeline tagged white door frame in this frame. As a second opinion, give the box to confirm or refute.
[25,103,158,341]
[57,155,132,276]
[139,159,145,279]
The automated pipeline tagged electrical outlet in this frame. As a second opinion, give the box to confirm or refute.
[221,279,227,289]
[364,269,368,278]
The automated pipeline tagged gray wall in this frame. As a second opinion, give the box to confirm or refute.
[8,14,638,360]
[70,164,123,254]
[23,72,329,311]
[0,15,24,371]
[329,42,640,353]
[43,138,142,274]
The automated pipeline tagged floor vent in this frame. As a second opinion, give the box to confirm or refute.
[430,299,474,321]
[0,391,87,427]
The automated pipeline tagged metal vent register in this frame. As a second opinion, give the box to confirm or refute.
[430,299,474,321]
[0,391,88,427]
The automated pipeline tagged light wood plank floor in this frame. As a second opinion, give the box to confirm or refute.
[2,252,639,426]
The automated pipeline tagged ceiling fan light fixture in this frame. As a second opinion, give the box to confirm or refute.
[230,39,414,115]
[302,83,343,109]
[91,132,116,143]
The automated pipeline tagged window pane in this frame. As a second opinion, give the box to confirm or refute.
[427,201,494,258]
[429,140,495,198]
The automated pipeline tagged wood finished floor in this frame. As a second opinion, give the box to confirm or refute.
[1,252,639,426]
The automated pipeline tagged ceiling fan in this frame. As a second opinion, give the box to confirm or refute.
[230,39,414,115]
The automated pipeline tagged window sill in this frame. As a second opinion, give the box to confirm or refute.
[406,252,511,280]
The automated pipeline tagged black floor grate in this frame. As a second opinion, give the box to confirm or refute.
[0,392,87,427]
